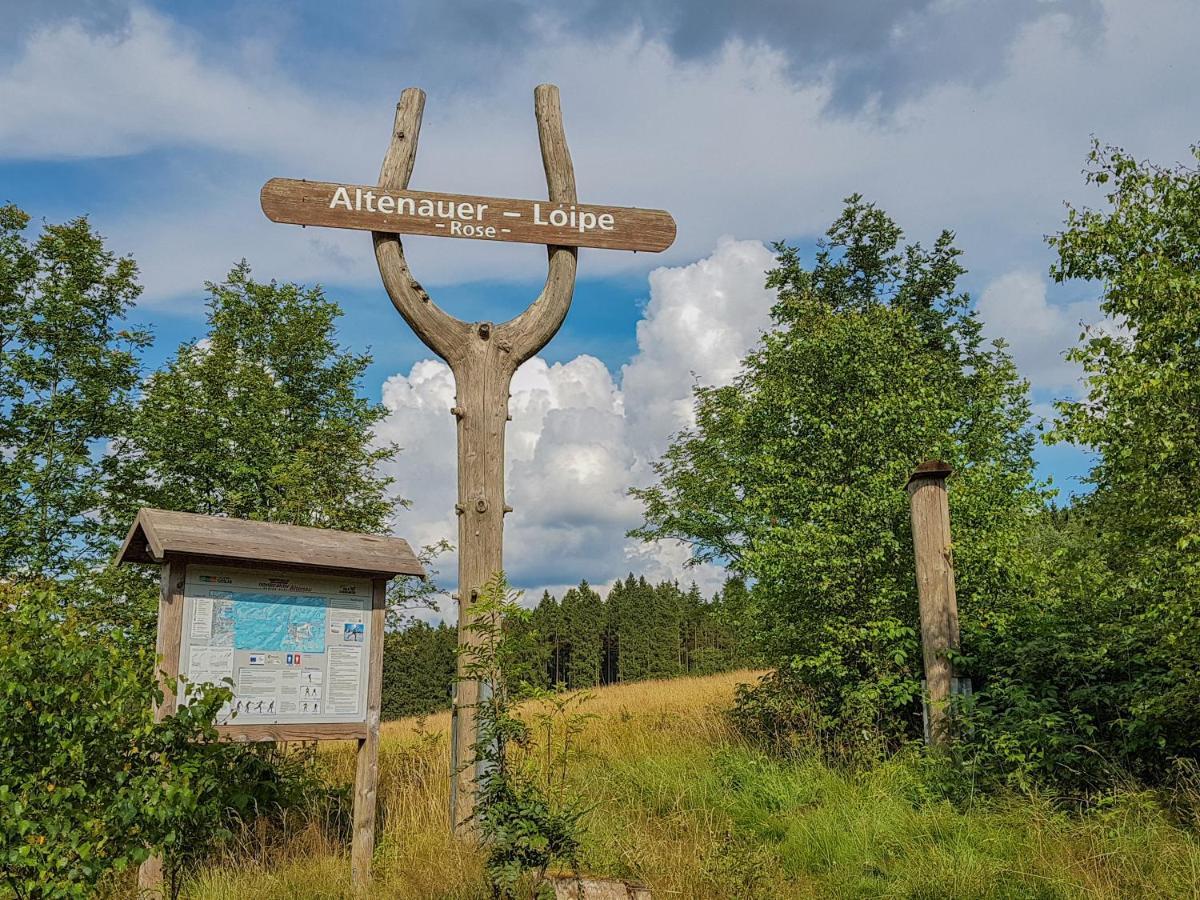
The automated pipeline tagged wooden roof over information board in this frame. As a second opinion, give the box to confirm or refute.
[116,508,425,578]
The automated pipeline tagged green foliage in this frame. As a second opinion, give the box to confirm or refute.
[1048,142,1200,769]
[107,261,396,535]
[0,585,296,898]
[0,205,149,580]
[382,577,750,722]
[381,621,457,719]
[634,195,1039,753]
[463,573,590,898]
[560,582,603,689]
[579,731,1200,900]
[958,144,1200,792]
[605,575,685,682]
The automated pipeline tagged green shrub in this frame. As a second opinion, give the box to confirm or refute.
[0,584,316,898]
[464,573,591,898]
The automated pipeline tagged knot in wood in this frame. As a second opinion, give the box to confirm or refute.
[474,498,489,514]
[477,322,492,340]
[498,339,512,353]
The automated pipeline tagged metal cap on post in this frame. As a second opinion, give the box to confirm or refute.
[906,459,953,488]
[906,459,961,748]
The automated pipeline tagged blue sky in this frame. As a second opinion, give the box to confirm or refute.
[3,0,1197,599]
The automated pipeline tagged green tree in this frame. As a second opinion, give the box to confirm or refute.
[0,205,149,579]
[1005,142,1200,782]
[531,591,564,686]
[710,575,758,670]
[606,575,650,683]
[109,262,395,534]
[560,581,603,688]
[645,580,683,679]
[381,621,457,719]
[633,196,1039,747]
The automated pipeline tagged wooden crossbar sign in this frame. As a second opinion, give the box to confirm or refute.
[261,179,676,252]
[261,84,674,873]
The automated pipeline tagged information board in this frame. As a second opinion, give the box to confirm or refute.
[176,564,373,725]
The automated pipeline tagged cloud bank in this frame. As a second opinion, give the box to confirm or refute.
[3,1,1197,305]
[376,238,778,605]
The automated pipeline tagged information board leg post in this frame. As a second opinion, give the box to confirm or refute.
[137,558,186,895]
[137,855,164,896]
[351,732,379,890]
[352,577,388,890]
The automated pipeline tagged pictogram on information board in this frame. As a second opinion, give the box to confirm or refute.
[177,565,372,725]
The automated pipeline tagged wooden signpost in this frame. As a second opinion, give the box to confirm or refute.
[118,509,425,892]
[906,460,963,748]
[261,180,675,252]
[260,83,676,836]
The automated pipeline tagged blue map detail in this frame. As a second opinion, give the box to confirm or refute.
[208,591,327,653]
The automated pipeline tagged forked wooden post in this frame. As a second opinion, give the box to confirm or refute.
[372,84,578,830]
[906,460,961,747]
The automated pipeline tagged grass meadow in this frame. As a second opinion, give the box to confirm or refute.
[178,670,1200,899]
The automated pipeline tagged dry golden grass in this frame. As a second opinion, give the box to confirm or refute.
[182,669,1200,900]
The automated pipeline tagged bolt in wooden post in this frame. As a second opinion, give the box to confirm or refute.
[906,460,961,748]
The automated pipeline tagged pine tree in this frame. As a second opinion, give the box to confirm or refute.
[646,581,683,679]
[711,575,756,669]
[679,582,705,673]
[531,591,564,687]
[503,600,548,692]
[561,580,603,688]
[380,621,456,719]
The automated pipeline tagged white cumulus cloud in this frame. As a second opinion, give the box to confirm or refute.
[976,269,1108,393]
[376,238,778,609]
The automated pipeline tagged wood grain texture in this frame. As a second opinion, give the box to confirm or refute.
[215,723,367,742]
[116,508,425,577]
[350,578,388,888]
[154,558,188,719]
[138,558,188,893]
[907,463,961,748]
[260,179,675,253]
[372,84,582,833]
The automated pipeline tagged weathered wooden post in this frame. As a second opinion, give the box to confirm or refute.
[906,460,961,747]
[372,86,577,828]
[259,83,675,832]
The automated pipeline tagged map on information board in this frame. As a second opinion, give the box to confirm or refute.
[177,566,373,726]
[215,593,326,653]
